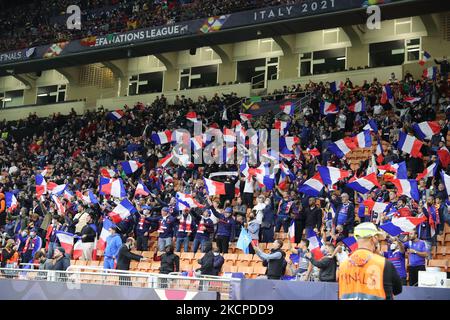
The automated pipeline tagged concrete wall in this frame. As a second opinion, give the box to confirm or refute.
[0,100,86,121]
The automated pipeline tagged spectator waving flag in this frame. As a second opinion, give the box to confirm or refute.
[151,130,172,145]
[108,199,137,224]
[327,137,357,158]
[274,120,290,135]
[320,101,339,115]
[346,173,381,194]
[381,84,394,107]
[317,166,350,186]
[329,80,343,93]
[391,179,420,201]
[135,180,150,197]
[391,161,408,179]
[97,218,116,251]
[342,237,358,253]
[280,101,295,116]
[375,137,384,164]
[5,192,18,212]
[348,99,366,113]
[379,216,426,236]
[56,231,78,255]
[49,183,67,195]
[288,220,296,243]
[236,227,252,254]
[101,178,126,198]
[363,198,389,214]
[307,229,324,260]
[412,121,441,140]
[419,51,431,66]
[397,131,423,158]
[203,177,226,196]
[121,160,143,175]
[176,192,205,211]
[298,172,324,197]
[353,130,372,148]
[416,162,438,181]
[107,110,125,121]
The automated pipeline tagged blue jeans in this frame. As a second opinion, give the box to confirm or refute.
[193,238,208,253]
[176,236,190,252]
[158,237,173,252]
[104,257,115,270]
[47,242,57,259]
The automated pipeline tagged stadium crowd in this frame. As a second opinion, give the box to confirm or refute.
[0,0,305,52]
[0,66,449,285]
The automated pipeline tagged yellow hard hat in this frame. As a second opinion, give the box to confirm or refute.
[354,222,384,239]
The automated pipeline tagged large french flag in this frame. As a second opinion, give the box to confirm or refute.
[391,179,420,201]
[363,198,389,214]
[441,170,450,197]
[135,180,150,197]
[108,199,137,224]
[381,84,394,106]
[176,192,205,211]
[97,218,116,251]
[298,172,324,197]
[412,121,441,140]
[317,166,350,186]
[307,229,324,260]
[391,161,408,179]
[423,66,437,80]
[107,110,125,121]
[203,177,226,196]
[348,99,366,113]
[280,101,295,116]
[121,160,143,175]
[354,130,372,148]
[380,216,426,236]
[419,51,431,66]
[35,174,47,197]
[101,178,126,198]
[5,192,18,211]
[55,231,78,255]
[397,131,423,158]
[328,137,357,158]
[151,130,172,145]
[437,147,450,169]
[346,173,380,194]
[288,220,296,243]
[342,237,358,253]
[416,162,438,181]
[320,101,339,115]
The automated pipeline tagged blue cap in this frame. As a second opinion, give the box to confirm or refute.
[162,207,169,212]
[224,207,233,213]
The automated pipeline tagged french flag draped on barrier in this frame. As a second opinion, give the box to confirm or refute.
[121,160,143,175]
[203,177,226,196]
[298,172,324,197]
[379,216,427,236]
[320,101,339,115]
[391,179,420,201]
[5,192,18,211]
[107,110,125,121]
[354,130,372,148]
[97,218,116,251]
[176,192,205,211]
[342,237,358,253]
[101,178,126,198]
[317,166,350,186]
[348,99,366,113]
[412,121,441,140]
[327,137,357,159]
[151,130,172,145]
[416,162,438,181]
[307,229,324,260]
[397,131,423,158]
[135,180,150,197]
[108,199,137,224]
[346,173,380,194]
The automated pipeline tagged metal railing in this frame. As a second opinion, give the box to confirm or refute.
[0,267,235,299]
[251,72,266,89]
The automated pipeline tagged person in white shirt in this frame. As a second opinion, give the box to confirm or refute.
[373,100,384,116]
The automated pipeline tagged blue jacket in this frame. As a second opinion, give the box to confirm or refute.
[210,207,236,238]
[104,233,123,259]
[149,215,176,238]
[135,216,153,236]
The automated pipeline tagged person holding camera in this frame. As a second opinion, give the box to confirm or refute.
[252,239,287,280]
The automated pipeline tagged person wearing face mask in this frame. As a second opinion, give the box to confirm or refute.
[116,237,147,285]
[383,237,407,285]
[251,239,287,280]
[21,228,42,265]
[305,243,337,283]
[208,199,235,254]
[212,247,224,276]
[159,244,180,275]
[338,223,402,300]
[191,209,214,253]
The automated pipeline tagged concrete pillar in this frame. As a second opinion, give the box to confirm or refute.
[212,44,235,85]
[155,52,179,92]
[102,59,129,97]
[273,35,298,80]
[347,44,369,69]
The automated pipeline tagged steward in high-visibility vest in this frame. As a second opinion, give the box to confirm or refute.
[338,223,403,300]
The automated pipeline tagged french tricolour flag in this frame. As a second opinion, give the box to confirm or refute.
[423,66,437,80]
[348,99,366,113]
[76,190,99,204]
[416,162,438,181]
[158,153,173,168]
[50,184,67,196]
[100,167,116,178]
[307,229,324,260]
[101,178,126,198]
[342,237,358,253]
[223,128,236,143]
[419,51,431,66]
[397,131,423,158]
[280,101,295,116]
[288,220,296,243]
[412,121,441,140]
[135,180,150,197]
[280,136,300,151]
[327,137,357,159]
[437,147,450,169]
[254,163,275,191]
[108,198,137,224]
[346,173,380,194]
[320,101,339,115]
[97,218,116,251]
[56,231,78,255]
[176,192,205,211]
[404,96,422,104]
[186,111,198,122]
[203,177,226,196]
[363,119,379,133]
[151,130,172,145]
[330,81,343,94]
[5,192,18,211]
[380,216,426,236]
[440,170,450,197]
[376,137,384,164]
[317,166,350,186]
[52,195,65,215]
[381,84,394,106]
[298,172,324,197]
[354,130,372,148]
[391,179,420,201]
[363,198,389,214]
[107,110,125,121]
[35,174,47,197]
[63,189,74,200]
[121,160,143,175]
[391,161,408,179]
[274,120,290,135]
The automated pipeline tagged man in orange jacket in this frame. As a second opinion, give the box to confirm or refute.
[338,222,403,300]
[0,192,6,228]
